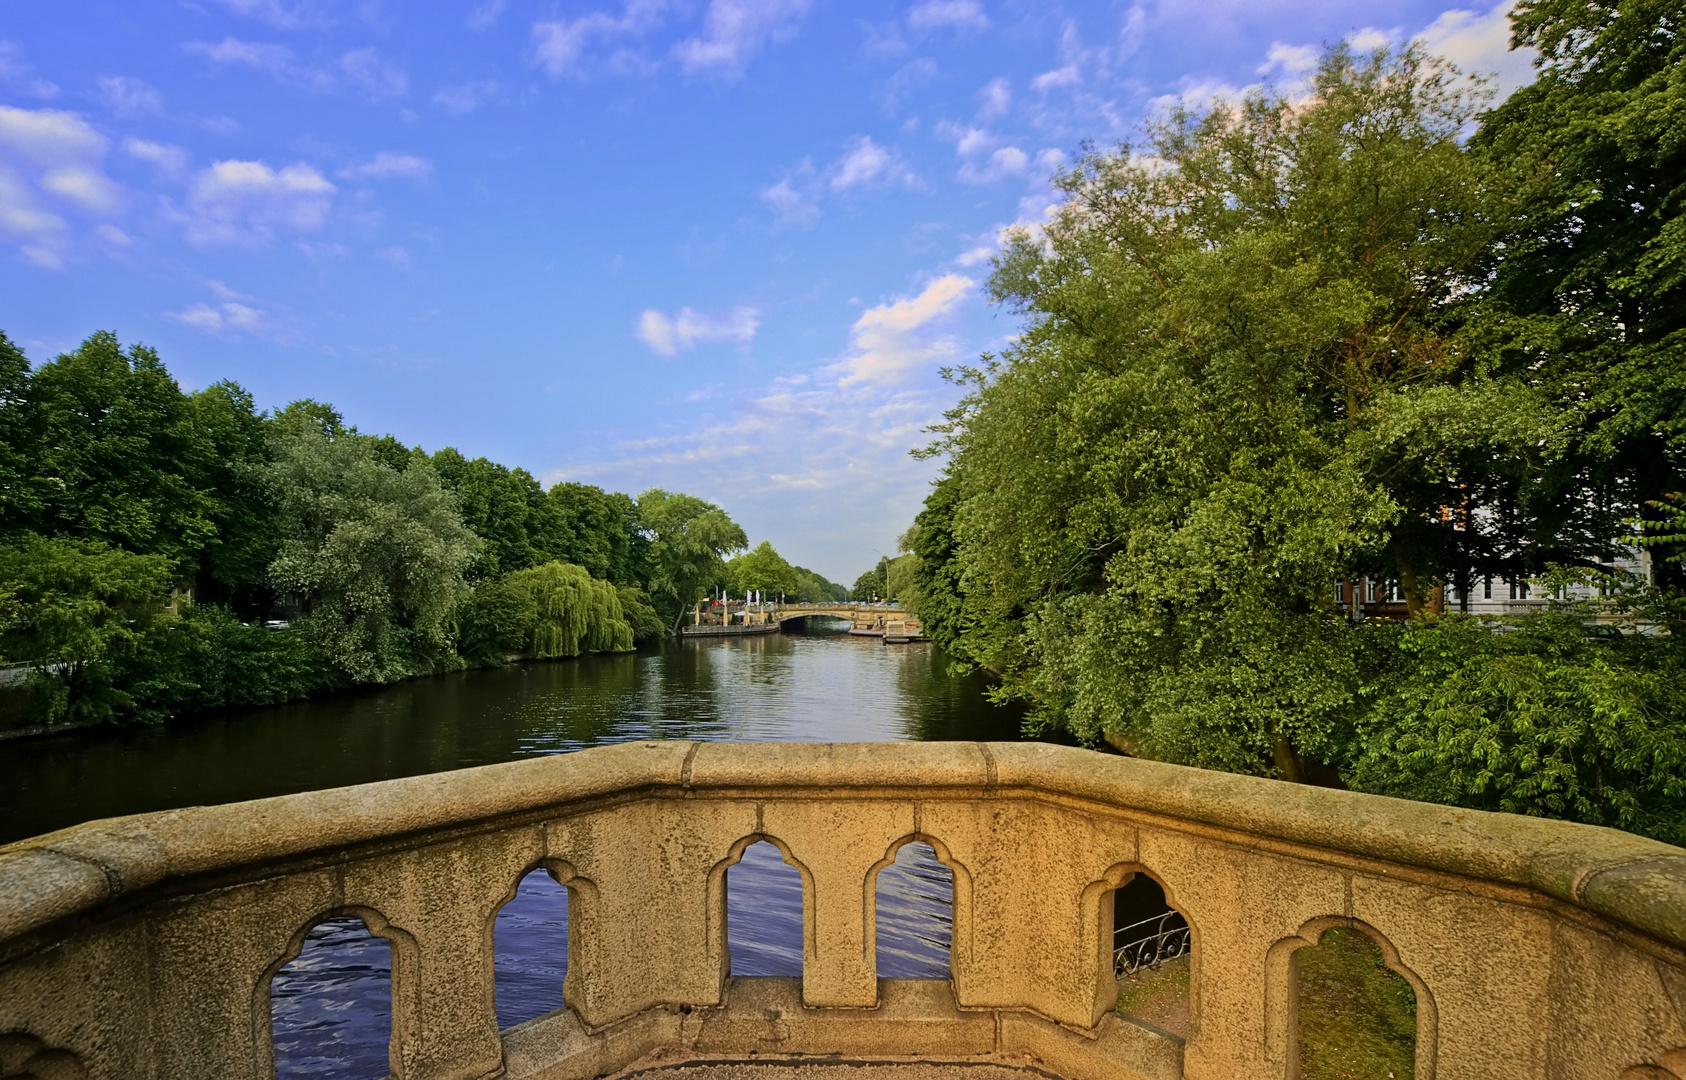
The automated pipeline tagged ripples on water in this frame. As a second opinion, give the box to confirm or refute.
[0,633,1022,1079]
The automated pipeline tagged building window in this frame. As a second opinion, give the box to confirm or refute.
[1364,580,1376,604]
[1482,577,1491,600]
[1388,582,1403,603]
[1334,581,1345,604]
[1510,580,1530,600]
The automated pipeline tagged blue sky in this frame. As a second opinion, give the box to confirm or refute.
[0,0,1533,582]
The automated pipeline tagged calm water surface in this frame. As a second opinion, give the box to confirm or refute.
[0,631,1023,1079]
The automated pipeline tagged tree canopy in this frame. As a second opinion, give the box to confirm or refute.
[905,10,1686,840]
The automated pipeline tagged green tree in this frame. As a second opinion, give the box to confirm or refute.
[188,382,276,609]
[0,534,174,724]
[731,540,798,598]
[504,562,634,657]
[266,415,481,683]
[16,332,220,571]
[637,489,748,634]
[1466,0,1686,589]
[919,46,1542,778]
[549,483,649,585]
[789,565,847,603]
[431,448,561,578]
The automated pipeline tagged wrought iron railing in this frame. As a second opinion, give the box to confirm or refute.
[1114,909,1190,975]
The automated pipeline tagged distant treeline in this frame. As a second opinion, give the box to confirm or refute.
[0,330,844,728]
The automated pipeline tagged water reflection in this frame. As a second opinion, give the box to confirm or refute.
[0,635,1021,844]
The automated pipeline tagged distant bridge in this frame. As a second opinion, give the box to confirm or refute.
[686,602,922,638]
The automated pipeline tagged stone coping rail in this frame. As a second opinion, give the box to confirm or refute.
[2,741,1686,1080]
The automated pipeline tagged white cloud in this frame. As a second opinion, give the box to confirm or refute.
[761,173,818,225]
[177,159,335,245]
[674,0,812,75]
[907,0,988,32]
[532,0,808,79]
[184,38,408,100]
[122,137,190,176]
[168,281,290,338]
[338,152,433,181]
[532,3,667,77]
[977,76,1011,119]
[832,274,972,386]
[38,167,122,214]
[636,304,761,356]
[0,105,122,266]
[0,105,106,167]
[214,0,328,28]
[433,79,500,115]
[1257,42,1319,78]
[377,245,410,265]
[1418,0,1535,97]
[1348,27,1397,53]
[97,75,163,118]
[829,135,917,191]
[95,224,131,246]
[761,137,918,226]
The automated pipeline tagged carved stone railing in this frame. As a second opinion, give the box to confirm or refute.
[3,742,1686,1080]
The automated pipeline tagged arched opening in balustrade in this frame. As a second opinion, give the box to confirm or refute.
[1267,918,1435,1080]
[491,866,573,1029]
[1102,868,1192,1039]
[266,911,411,1080]
[870,838,955,980]
[722,838,807,977]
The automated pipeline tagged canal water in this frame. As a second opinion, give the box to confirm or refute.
[0,630,1025,1078]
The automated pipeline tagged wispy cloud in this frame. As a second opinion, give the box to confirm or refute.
[165,280,287,338]
[213,0,331,29]
[674,0,812,75]
[0,104,123,267]
[97,75,163,118]
[172,159,335,246]
[762,136,920,225]
[467,0,506,30]
[184,38,408,100]
[122,137,190,176]
[532,0,811,79]
[832,274,972,386]
[907,0,988,32]
[636,304,761,355]
[337,152,433,181]
[0,40,59,99]
[432,79,500,115]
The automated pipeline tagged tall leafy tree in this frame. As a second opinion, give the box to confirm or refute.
[918,47,1547,778]
[266,412,481,683]
[636,489,747,633]
[1467,0,1686,588]
[431,448,561,577]
[731,540,798,597]
[18,332,219,572]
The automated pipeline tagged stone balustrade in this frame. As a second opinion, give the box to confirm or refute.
[3,741,1686,1080]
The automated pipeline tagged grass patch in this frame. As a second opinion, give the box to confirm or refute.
[1115,955,1190,1039]
[1297,927,1416,1079]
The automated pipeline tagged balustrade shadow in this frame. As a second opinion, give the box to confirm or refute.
[493,867,572,1029]
[872,840,954,979]
[725,840,805,977]
[268,915,395,1080]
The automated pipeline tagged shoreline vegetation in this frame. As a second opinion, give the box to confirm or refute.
[0,332,847,734]
[898,18,1686,845]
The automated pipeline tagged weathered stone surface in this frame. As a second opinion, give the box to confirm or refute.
[2,741,1686,1080]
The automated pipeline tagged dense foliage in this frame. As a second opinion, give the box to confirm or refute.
[907,2,1686,840]
[0,332,759,727]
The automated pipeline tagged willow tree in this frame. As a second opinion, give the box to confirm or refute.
[918,46,1548,779]
[504,562,633,657]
